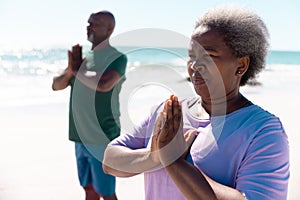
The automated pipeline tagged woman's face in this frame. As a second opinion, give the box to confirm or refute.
[187,27,242,101]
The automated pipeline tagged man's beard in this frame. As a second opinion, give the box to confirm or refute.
[88,33,94,43]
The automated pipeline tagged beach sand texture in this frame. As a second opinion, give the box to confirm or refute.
[0,64,299,199]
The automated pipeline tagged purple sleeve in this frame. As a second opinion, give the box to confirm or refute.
[110,103,163,149]
[236,119,289,200]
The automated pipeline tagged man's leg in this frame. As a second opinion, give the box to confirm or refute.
[87,145,118,200]
[76,144,100,200]
[84,184,101,200]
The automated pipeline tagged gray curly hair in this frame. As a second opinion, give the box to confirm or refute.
[195,5,269,86]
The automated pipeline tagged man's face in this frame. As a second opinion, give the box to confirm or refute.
[87,14,109,45]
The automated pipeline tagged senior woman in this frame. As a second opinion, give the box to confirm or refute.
[103,5,289,200]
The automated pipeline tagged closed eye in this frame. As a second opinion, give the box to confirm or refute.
[208,54,218,58]
[205,49,219,58]
[202,54,214,60]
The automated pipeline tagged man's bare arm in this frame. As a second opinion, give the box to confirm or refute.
[52,68,73,91]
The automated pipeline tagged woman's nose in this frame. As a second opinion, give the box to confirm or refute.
[191,60,205,72]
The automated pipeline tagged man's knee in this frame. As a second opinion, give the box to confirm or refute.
[84,184,100,199]
[84,183,94,191]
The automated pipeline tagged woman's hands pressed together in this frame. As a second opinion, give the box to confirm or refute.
[151,95,197,167]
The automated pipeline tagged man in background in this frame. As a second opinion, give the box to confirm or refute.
[52,11,127,200]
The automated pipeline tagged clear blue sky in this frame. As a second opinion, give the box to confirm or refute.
[1,0,300,51]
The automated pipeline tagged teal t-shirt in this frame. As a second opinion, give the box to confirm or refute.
[68,46,127,145]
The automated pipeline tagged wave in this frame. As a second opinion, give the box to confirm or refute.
[1,48,300,77]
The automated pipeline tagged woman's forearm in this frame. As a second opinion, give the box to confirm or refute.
[165,159,246,200]
[165,159,217,200]
[103,145,161,177]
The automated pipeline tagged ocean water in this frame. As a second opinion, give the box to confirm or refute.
[1,47,299,76]
[0,46,300,109]
[267,51,300,65]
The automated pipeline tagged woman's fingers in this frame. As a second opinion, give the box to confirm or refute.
[159,95,183,147]
[158,96,188,166]
[153,112,164,136]
[172,96,182,134]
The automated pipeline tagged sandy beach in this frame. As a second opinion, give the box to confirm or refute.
[0,64,299,199]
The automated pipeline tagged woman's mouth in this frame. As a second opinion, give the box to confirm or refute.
[192,74,206,85]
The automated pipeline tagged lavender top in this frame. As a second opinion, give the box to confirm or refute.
[111,98,289,200]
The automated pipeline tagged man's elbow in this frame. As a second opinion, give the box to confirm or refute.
[52,79,68,91]
[97,82,114,92]
[97,76,121,92]
[52,83,64,91]
[52,83,58,91]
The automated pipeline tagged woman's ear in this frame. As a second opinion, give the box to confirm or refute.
[236,56,250,76]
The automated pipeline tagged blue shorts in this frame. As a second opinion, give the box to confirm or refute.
[75,143,116,196]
